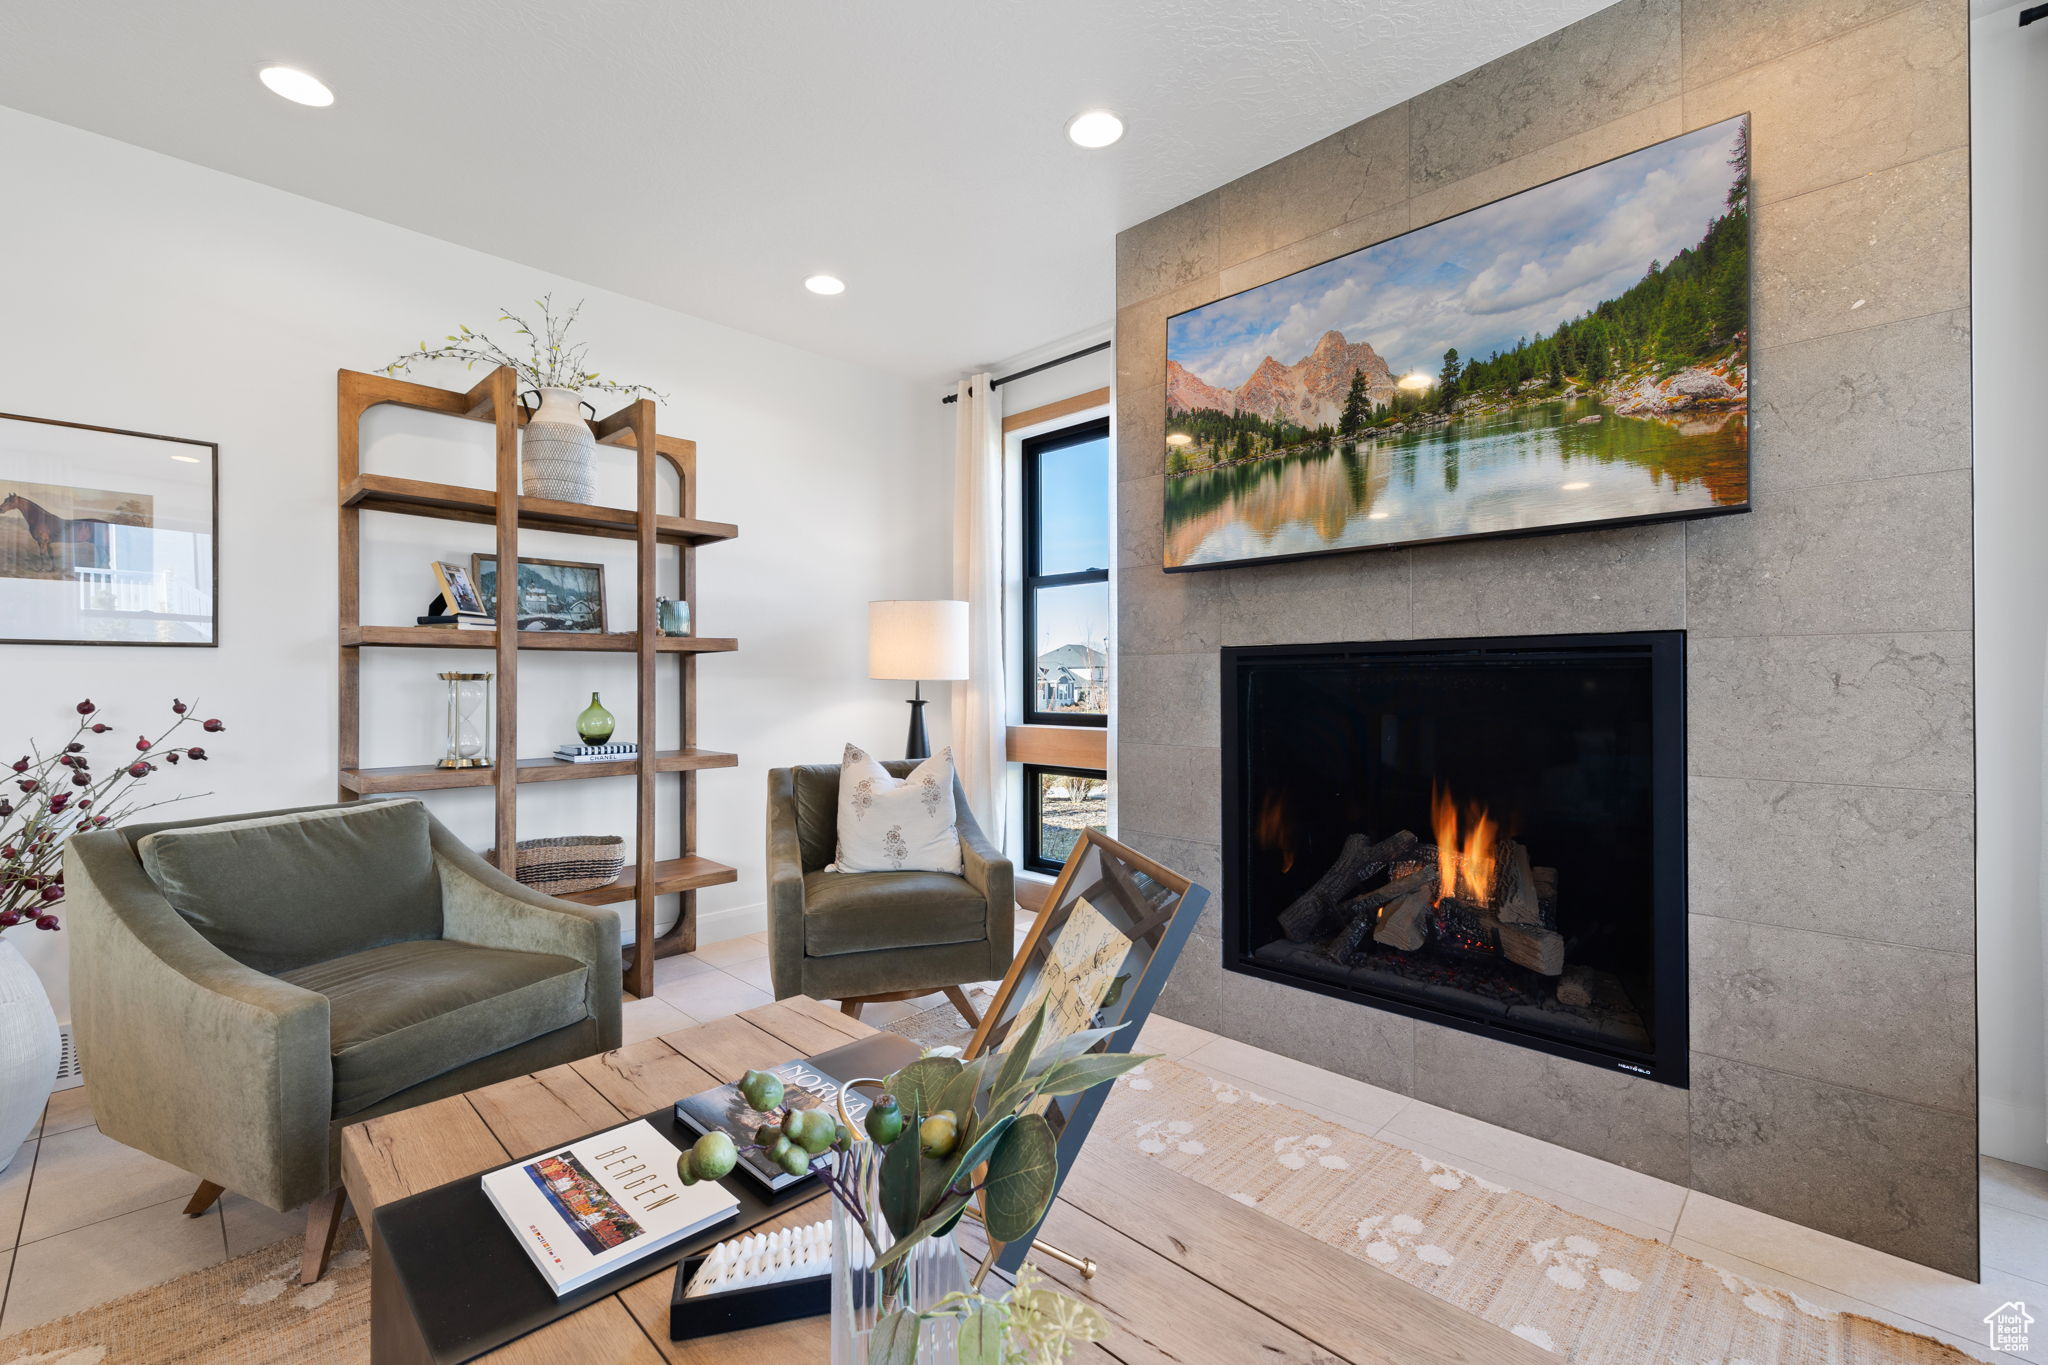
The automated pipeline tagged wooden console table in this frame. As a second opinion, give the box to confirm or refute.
[340,995,1544,1364]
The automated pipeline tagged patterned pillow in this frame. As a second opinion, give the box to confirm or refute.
[832,743,962,875]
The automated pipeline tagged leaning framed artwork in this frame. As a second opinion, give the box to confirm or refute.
[1162,115,1752,570]
[0,413,218,645]
[966,827,1209,1272]
[471,554,607,633]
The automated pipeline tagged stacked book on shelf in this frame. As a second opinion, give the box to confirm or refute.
[417,614,496,629]
[556,742,638,764]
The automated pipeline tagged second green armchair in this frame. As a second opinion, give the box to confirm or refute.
[766,762,1013,1026]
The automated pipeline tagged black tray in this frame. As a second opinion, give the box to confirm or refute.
[368,1032,921,1365]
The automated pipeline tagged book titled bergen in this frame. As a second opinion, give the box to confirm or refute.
[481,1119,738,1296]
[674,1033,921,1192]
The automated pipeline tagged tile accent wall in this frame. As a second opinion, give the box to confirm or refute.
[1112,0,1975,1277]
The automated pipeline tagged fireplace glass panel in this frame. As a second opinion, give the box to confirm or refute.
[1223,632,1686,1083]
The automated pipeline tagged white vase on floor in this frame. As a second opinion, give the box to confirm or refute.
[522,386,598,503]
[0,937,60,1170]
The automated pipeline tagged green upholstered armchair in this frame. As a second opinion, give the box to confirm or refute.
[766,762,1013,1027]
[63,798,621,1282]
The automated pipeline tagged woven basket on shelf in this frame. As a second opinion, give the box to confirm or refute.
[490,835,625,896]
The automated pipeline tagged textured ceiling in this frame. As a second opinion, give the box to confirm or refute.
[0,0,1608,379]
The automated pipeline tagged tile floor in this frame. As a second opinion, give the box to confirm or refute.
[1,927,2043,1363]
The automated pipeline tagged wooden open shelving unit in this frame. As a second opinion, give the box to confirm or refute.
[337,366,738,997]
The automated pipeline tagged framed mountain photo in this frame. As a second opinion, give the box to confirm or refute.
[1161,115,1752,570]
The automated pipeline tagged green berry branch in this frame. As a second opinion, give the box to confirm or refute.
[1,698,225,934]
[674,1000,1148,1362]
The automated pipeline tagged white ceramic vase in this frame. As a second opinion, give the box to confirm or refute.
[522,386,598,504]
[0,936,60,1171]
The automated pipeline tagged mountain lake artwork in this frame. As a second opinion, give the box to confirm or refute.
[1162,115,1752,569]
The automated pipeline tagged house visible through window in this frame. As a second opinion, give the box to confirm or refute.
[1021,416,1110,873]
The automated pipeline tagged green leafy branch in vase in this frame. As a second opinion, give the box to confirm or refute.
[379,293,669,399]
[675,999,1149,1362]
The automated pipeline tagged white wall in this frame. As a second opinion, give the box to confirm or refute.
[0,107,953,1020]
[1973,3,2048,1171]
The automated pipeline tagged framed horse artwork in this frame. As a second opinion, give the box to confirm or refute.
[0,412,217,645]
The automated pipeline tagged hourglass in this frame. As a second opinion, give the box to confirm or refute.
[436,671,494,769]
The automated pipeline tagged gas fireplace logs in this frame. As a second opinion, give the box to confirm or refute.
[1294,831,1568,977]
[1276,829,1419,941]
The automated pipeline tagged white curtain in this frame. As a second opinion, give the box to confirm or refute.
[951,373,1007,845]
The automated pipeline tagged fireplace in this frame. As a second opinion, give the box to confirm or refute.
[1220,631,1688,1085]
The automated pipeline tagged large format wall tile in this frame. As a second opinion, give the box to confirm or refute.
[1680,0,1933,88]
[1684,1,1966,205]
[1685,471,1972,637]
[1115,193,1220,310]
[1116,742,1220,845]
[1151,933,1222,1032]
[1688,776,1973,952]
[1117,652,1220,749]
[1411,1019,1692,1181]
[1115,275,1222,393]
[1222,969,1415,1094]
[1118,565,1225,655]
[1408,98,1683,228]
[1216,106,1408,266]
[1409,0,1681,187]
[1116,827,1224,934]
[1752,147,1969,348]
[1688,632,1972,789]
[1408,523,1685,638]
[1219,204,1410,298]
[1746,309,1971,490]
[1690,1053,1976,1277]
[1116,383,1163,484]
[1118,475,1163,570]
[1207,551,1413,647]
[1688,915,1974,1112]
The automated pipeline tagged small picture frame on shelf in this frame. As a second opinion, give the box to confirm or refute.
[472,554,607,633]
[431,560,489,617]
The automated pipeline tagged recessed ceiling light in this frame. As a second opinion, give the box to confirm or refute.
[1165,432,1192,447]
[1561,480,1591,491]
[259,66,334,107]
[170,453,202,464]
[1065,110,1124,149]
[804,274,846,296]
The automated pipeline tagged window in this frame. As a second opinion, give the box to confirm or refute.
[1023,764,1108,874]
[1022,417,1109,727]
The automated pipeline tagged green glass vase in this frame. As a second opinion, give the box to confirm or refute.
[576,692,616,745]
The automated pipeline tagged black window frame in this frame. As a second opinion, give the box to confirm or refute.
[1021,763,1109,875]
[1021,416,1111,729]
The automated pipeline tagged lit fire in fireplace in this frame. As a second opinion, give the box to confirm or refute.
[1256,791,1296,872]
[1430,784,1498,905]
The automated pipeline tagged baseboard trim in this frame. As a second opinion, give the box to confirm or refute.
[694,899,766,945]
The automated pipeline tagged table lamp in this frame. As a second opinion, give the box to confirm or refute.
[868,600,969,760]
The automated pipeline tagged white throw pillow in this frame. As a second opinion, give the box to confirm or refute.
[833,743,962,875]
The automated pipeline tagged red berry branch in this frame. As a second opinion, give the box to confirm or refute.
[0,698,225,934]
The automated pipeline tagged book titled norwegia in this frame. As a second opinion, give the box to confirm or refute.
[674,1033,920,1193]
[481,1119,738,1296]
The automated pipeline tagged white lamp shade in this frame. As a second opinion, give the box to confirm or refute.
[869,600,969,681]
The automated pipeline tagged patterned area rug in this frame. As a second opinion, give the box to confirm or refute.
[0,1222,369,1364]
[1097,1058,1972,1364]
[882,988,993,1053]
[0,1049,1975,1363]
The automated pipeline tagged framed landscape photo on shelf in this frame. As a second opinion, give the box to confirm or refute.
[1161,114,1752,570]
[967,827,1209,1271]
[472,553,607,633]
[0,412,218,646]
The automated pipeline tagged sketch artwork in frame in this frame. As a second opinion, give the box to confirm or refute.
[472,554,607,633]
[1162,114,1752,570]
[966,827,1209,1272]
[0,412,218,645]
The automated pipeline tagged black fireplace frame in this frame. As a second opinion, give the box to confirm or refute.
[1218,630,1690,1087]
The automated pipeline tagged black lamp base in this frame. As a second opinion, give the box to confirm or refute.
[904,682,930,761]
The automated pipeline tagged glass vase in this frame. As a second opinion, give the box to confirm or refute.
[829,1141,967,1364]
[576,692,615,745]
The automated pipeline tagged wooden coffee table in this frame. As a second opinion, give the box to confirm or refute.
[341,995,1545,1364]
